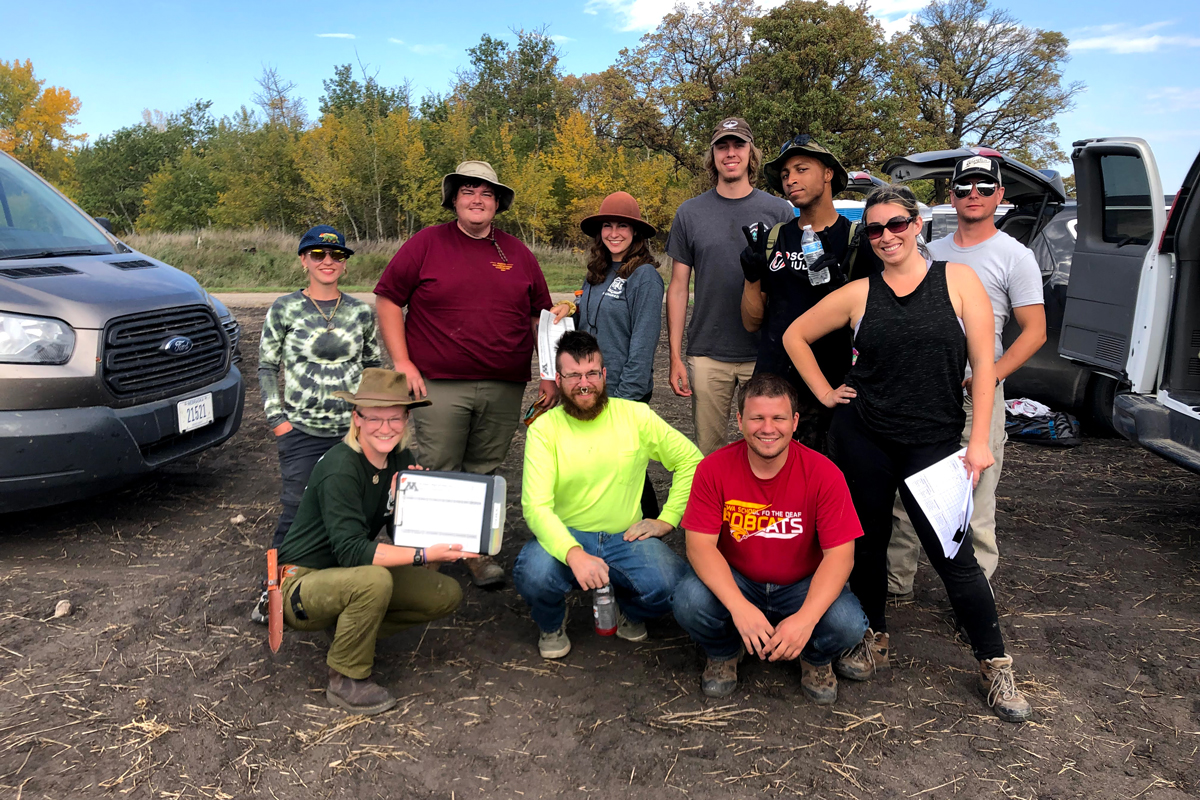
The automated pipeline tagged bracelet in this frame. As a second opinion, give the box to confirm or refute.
[561,301,577,316]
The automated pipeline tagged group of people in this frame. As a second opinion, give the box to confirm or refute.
[255,118,1047,725]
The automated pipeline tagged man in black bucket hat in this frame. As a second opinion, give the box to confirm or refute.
[739,134,882,451]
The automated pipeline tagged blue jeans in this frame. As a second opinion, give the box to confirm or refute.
[671,567,868,664]
[512,529,689,633]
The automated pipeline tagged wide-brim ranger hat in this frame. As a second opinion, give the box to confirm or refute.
[765,134,849,196]
[579,192,657,239]
[440,160,515,213]
[297,224,354,256]
[332,368,432,409]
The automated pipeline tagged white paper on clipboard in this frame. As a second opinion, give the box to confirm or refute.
[537,310,575,380]
[903,448,973,559]
[395,473,488,550]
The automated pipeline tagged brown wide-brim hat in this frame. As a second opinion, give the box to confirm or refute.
[579,191,657,239]
[332,368,432,409]
[440,160,515,213]
[765,136,849,196]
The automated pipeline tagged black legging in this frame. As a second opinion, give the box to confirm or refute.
[827,404,1004,661]
[634,392,662,520]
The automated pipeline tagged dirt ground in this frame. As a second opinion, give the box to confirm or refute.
[3,306,1200,800]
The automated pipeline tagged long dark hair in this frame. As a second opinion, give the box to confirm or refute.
[863,185,930,260]
[585,230,657,285]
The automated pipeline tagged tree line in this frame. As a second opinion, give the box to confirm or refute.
[0,0,1081,246]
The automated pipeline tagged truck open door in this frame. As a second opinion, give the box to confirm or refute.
[1058,138,1172,394]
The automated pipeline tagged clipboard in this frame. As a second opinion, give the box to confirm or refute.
[393,471,506,556]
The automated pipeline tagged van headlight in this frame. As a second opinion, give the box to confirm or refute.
[0,312,75,364]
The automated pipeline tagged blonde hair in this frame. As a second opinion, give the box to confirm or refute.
[342,405,413,453]
[705,141,763,188]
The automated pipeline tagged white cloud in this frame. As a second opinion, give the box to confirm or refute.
[1071,22,1200,54]
[409,43,448,56]
[551,34,574,44]
[316,33,355,39]
[1147,87,1200,113]
[581,0,921,36]
[388,38,405,45]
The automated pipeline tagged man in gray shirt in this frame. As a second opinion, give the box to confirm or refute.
[888,155,1047,596]
[666,118,795,455]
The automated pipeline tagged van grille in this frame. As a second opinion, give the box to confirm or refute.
[102,306,228,399]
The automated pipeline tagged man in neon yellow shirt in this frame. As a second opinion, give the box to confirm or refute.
[514,331,703,658]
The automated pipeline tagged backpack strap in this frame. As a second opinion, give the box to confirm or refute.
[844,220,861,280]
[765,222,788,255]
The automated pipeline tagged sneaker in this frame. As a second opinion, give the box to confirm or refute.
[250,590,269,626]
[888,590,915,604]
[800,660,838,705]
[978,655,1033,723]
[834,629,890,681]
[538,609,571,659]
[326,668,396,715]
[701,652,741,698]
[466,555,505,588]
[616,612,647,642]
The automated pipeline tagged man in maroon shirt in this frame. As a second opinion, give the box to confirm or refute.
[672,373,867,701]
[375,161,556,586]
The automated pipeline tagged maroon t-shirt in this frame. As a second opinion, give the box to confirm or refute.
[681,439,862,585]
[374,222,553,382]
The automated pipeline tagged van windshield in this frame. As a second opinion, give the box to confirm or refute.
[0,155,117,260]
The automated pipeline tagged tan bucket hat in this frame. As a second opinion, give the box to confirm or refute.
[440,160,515,213]
[579,192,657,238]
[332,368,432,409]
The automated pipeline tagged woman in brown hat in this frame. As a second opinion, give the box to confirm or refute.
[551,191,665,517]
[275,368,478,715]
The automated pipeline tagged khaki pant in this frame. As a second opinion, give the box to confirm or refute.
[887,384,1006,594]
[410,379,525,474]
[687,356,756,456]
[282,564,462,679]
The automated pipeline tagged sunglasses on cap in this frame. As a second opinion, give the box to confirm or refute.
[304,248,349,263]
[864,215,918,241]
[952,181,999,199]
[778,133,812,155]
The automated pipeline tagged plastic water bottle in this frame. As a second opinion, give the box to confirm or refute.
[802,225,830,286]
[593,584,617,636]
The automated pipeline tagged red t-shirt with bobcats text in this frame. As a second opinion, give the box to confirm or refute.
[680,439,862,585]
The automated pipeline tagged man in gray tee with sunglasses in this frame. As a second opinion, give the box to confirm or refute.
[887,155,1046,597]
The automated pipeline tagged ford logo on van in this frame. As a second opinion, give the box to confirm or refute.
[161,336,194,355]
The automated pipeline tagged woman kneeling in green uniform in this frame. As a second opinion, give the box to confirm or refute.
[277,368,477,714]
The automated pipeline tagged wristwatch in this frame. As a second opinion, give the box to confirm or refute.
[412,547,426,567]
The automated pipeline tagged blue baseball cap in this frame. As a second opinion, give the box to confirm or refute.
[297,225,354,256]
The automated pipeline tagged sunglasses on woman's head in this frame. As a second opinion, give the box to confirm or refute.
[305,248,349,263]
[864,215,917,240]
[952,181,998,199]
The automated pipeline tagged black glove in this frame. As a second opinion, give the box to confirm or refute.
[740,222,770,284]
[805,249,841,285]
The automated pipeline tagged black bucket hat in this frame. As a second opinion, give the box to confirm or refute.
[764,134,849,196]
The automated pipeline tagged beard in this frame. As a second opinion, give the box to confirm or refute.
[560,383,610,422]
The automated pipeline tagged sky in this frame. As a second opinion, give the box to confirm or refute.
[10,0,1200,192]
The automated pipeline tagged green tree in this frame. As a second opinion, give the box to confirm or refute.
[140,147,217,231]
[319,63,410,120]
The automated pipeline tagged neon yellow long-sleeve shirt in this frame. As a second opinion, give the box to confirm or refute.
[521,398,703,563]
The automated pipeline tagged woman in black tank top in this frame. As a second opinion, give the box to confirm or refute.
[780,186,1032,723]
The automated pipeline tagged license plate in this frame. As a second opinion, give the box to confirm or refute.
[177,393,214,433]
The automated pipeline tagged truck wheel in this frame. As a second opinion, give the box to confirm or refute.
[1085,375,1119,436]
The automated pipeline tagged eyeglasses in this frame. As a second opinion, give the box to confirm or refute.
[560,370,603,383]
[952,181,998,199]
[305,248,349,263]
[864,215,918,240]
[356,412,407,429]
[779,133,812,155]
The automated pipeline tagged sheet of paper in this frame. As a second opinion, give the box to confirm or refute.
[394,473,488,551]
[537,310,574,380]
[903,448,973,559]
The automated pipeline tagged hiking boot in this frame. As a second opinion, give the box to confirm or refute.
[701,653,741,698]
[834,629,890,681]
[466,555,505,588]
[250,590,269,626]
[800,660,838,705]
[538,609,571,659]
[616,612,647,642]
[978,655,1033,723]
[888,589,915,605]
[326,668,396,715]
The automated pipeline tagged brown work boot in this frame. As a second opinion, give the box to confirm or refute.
[800,660,838,705]
[465,555,505,587]
[978,655,1033,723]
[834,628,890,681]
[326,668,397,715]
[701,652,741,698]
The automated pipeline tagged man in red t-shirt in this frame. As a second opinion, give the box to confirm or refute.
[375,160,556,586]
[673,373,867,702]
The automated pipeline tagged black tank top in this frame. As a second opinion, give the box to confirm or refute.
[847,261,967,445]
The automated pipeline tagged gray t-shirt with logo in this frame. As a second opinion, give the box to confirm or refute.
[666,188,795,362]
[928,230,1044,362]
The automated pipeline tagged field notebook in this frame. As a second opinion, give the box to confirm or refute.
[392,471,506,556]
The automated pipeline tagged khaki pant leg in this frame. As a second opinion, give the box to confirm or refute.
[887,492,920,595]
[376,566,464,639]
[282,565,393,680]
[688,357,751,456]
[462,381,525,475]
[410,380,474,471]
[967,384,1005,580]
